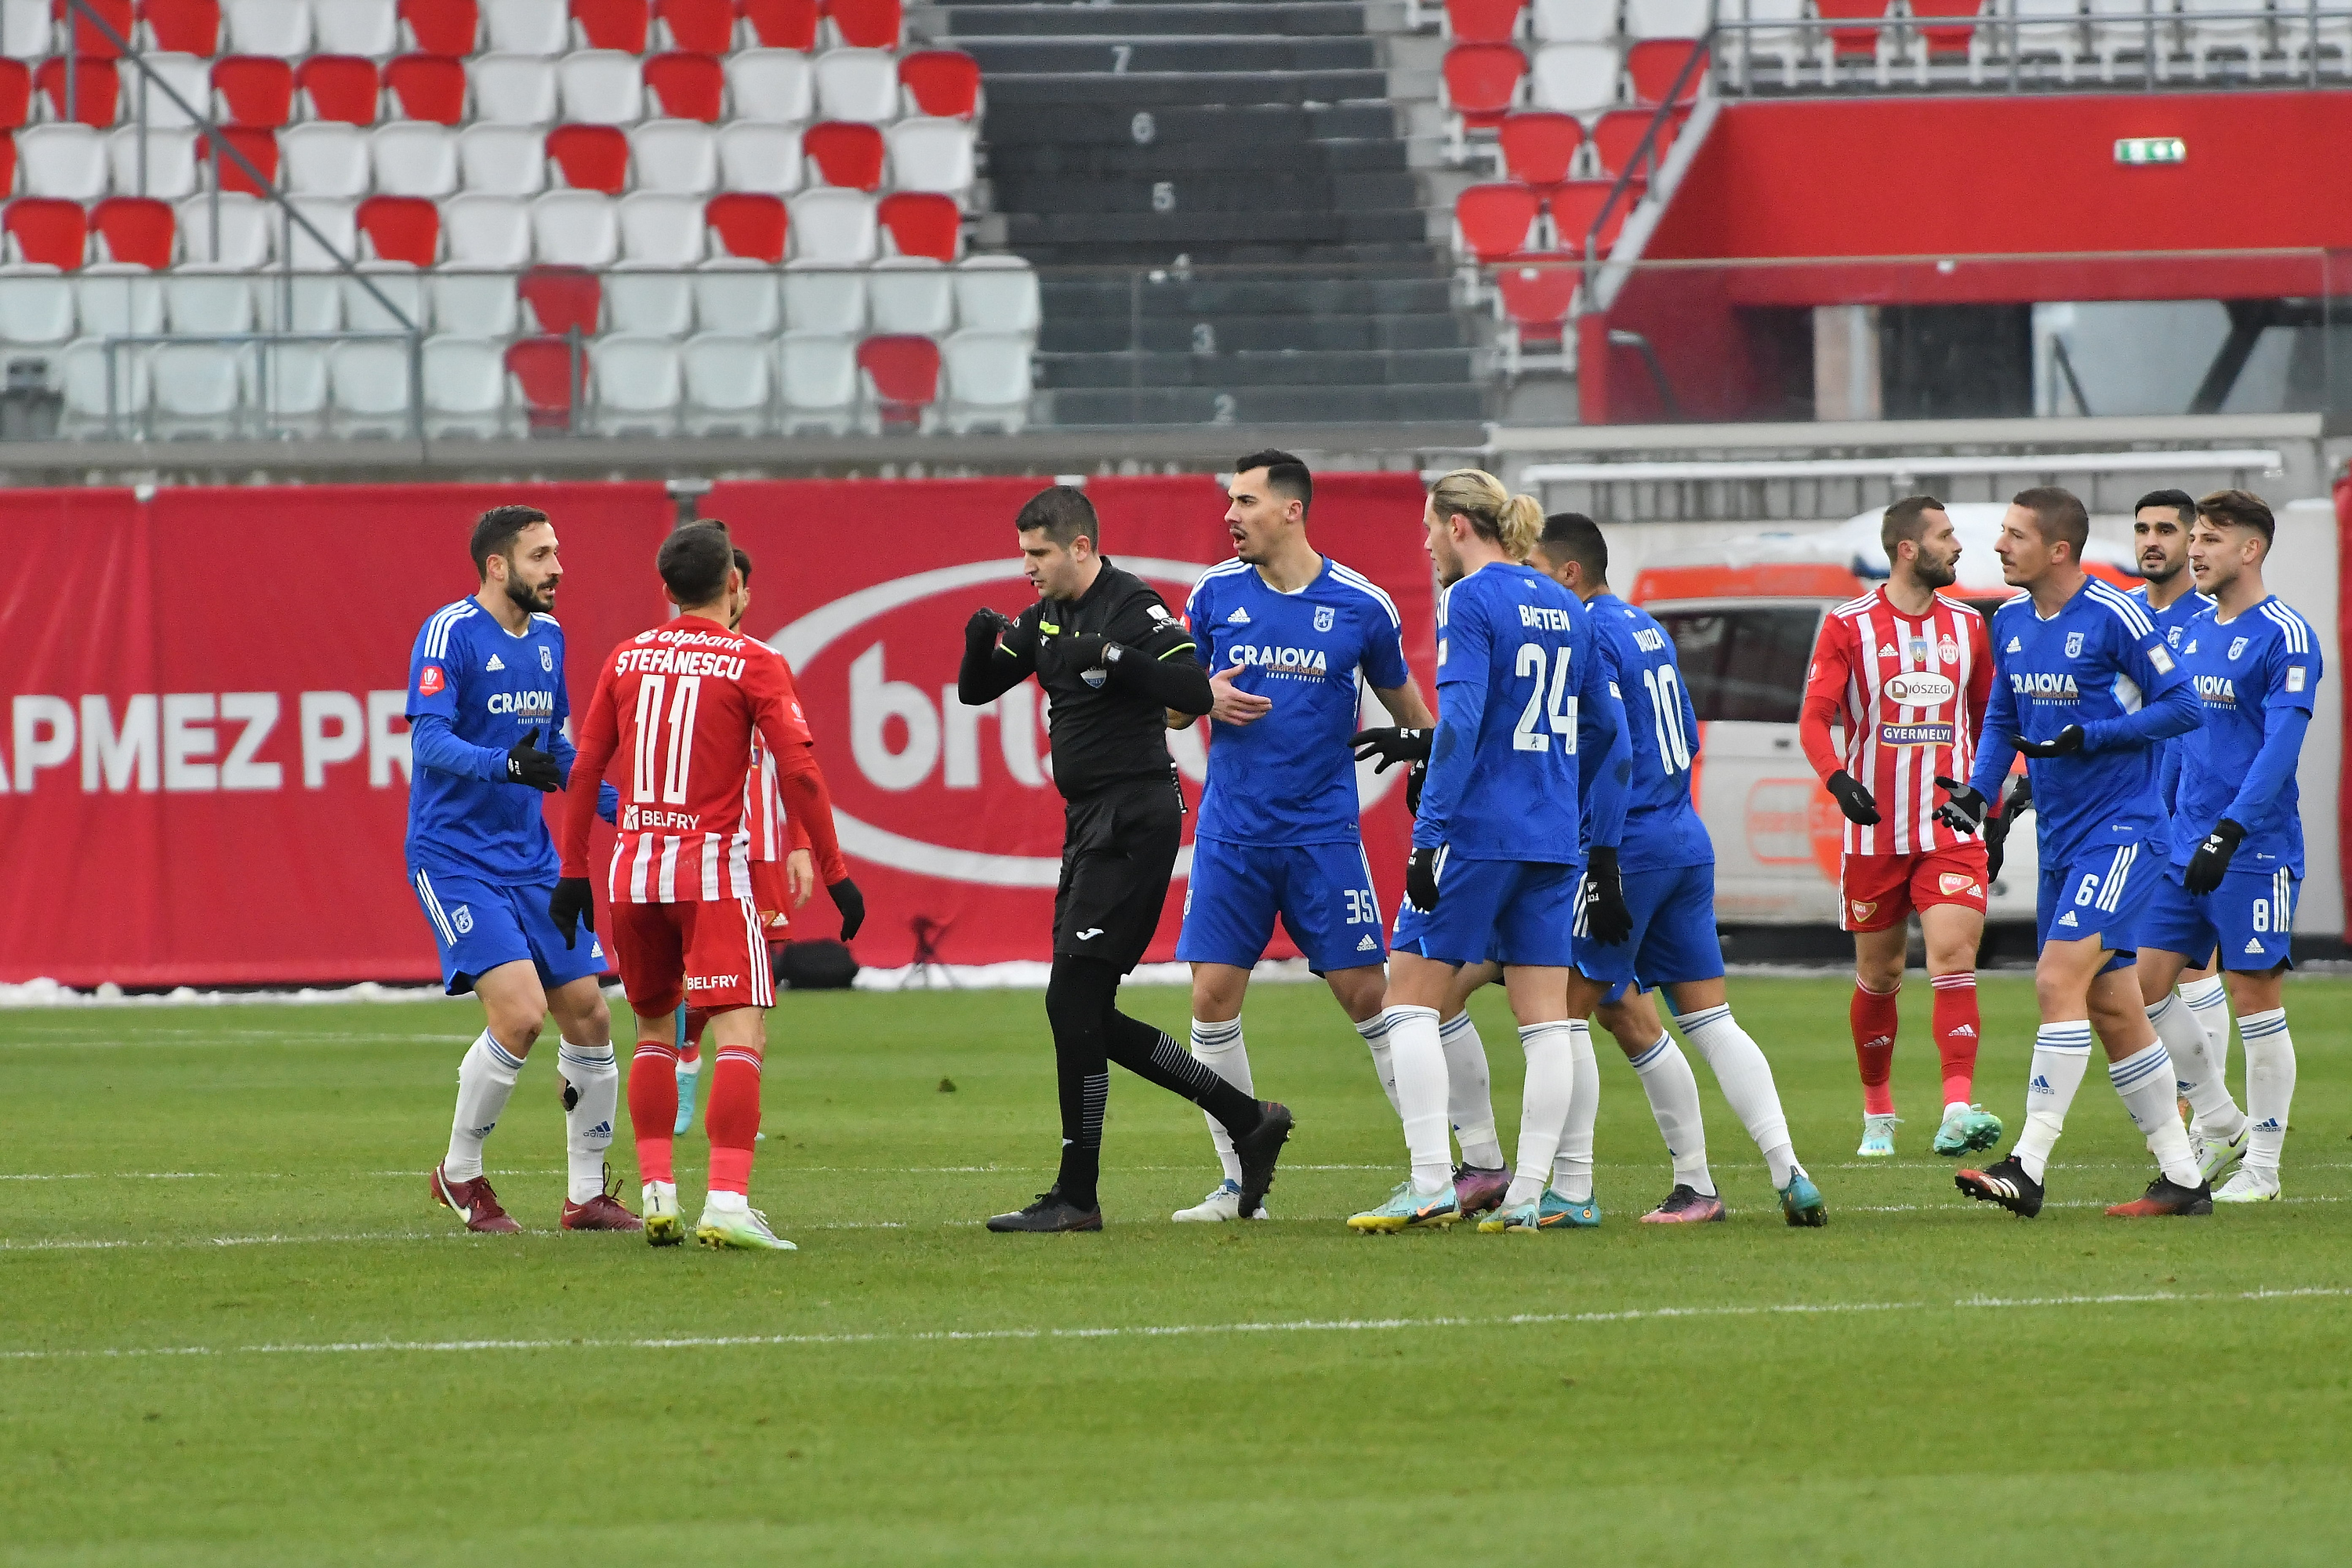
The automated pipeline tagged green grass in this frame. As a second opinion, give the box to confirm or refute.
[4,976,2348,1566]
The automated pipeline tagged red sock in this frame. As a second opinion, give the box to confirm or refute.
[1931,972,1980,1106]
[629,1040,679,1185]
[682,1007,707,1058]
[1851,983,1900,1116]
[706,1041,764,1196]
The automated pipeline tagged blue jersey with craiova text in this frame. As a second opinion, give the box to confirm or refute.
[1969,578,2199,868]
[1186,555,1411,846]
[1415,562,1607,863]
[2170,597,2320,877]
[2130,582,2213,769]
[404,597,608,884]
[1588,592,1711,873]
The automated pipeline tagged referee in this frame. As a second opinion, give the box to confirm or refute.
[958,485,1295,1232]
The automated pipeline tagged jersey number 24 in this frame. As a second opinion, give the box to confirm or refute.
[1513,643,1580,753]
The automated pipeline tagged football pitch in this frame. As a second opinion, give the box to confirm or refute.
[6,975,2348,1566]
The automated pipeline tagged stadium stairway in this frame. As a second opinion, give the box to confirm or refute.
[920,0,1489,426]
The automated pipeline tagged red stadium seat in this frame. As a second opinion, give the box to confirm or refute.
[0,60,27,131]
[654,0,733,51]
[35,59,121,128]
[827,0,900,49]
[1625,39,1706,105]
[1909,0,1983,56]
[705,190,785,260]
[198,125,280,194]
[1454,181,1539,263]
[56,0,134,57]
[1589,106,1684,181]
[878,189,957,260]
[297,56,382,125]
[1547,177,1636,256]
[545,123,629,193]
[1497,111,1581,187]
[1441,42,1526,132]
[506,336,581,429]
[898,49,978,118]
[399,0,481,55]
[91,194,173,267]
[740,0,817,49]
[358,192,441,263]
[1445,0,1523,42]
[803,119,882,191]
[5,197,89,268]
[643,50,724,121]
[857,332,939,426]
[570,0,648,52]
[142,0,223,54]
[387,53,468,124]
[1814,0,1890,57]
[212,56,295,129]
[519,263,601,334]
[1493,260,1577,358]
[0,132,13,196]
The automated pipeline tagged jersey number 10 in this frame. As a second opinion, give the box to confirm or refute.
[631,674,702,804]
[1512,643,1580,753]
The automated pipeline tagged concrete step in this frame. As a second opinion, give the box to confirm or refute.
[938,2,1369,37]
[988,138,1407,176]
[1045,381,1490,425]
[993,170,1420,215]
[1040,312,1470,356]
[1036,347,1477,388]
[955,37,1377,73]
[982,101,1400,147]
[1004,209,1429,247]
[1043,273,1456,319]
[981,68,1392,107]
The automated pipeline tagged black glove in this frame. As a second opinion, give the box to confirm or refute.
[1404,845,1441,913]
[826,876,866,942]
[1405,759,1425,815]
[1933,777,1987,834]
[2005,772,2033,818]
[506,727,561,792]
[1825,769,1881,826]
[1984,803,2013,885]
[548,877,595,949]
[1058,632,1121,673]
[2183,818,2246,895]
[2014,724,2085,759]
[1350,727,1432,773]
[1584,847,1633,946]
[965,606,1011,650]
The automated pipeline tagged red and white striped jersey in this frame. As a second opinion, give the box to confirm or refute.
[1798,587,1994,856]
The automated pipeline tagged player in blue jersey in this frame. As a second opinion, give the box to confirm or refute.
[1345,470,1624,1235]
[1945,488,2206,1219]
[1165,452,1436,1222]
[409,504,628,1235]
[2132,490,2317,1203]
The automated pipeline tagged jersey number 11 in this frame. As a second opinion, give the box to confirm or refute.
[632,673,702,805]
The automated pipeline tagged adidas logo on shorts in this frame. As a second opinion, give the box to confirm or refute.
[2245,937,2265,954]
[1356,934,1377,953]
[2057,911,2078,927]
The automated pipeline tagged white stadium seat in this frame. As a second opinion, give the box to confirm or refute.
[529,190,618,264]
[726,49,815,123]
[777,329,856,433]
[1532,42,1621,111]
[285,195,358,270]
[19,125,110,201]
[781,256,866,331]
[225,0,315,56]
[1626,0,1711,39]
[631,121,719,194]
[2180,0,2263,77]
[606,263,694,333]
[330,339,416,435]
[252,340,332,433]
[429,269,521,335]
[110,129,202,200]
[618,192,705,263]
[2,0,49,62]
[281,123,372,198]
[2010,0,2084,80]
[314,0,400,56]
[693,256,781,336]
[558,49,644,125]
[787,187,875,264]
[177,193,274,267]
[343,260,427,332]
[717,122,803,193]
[2089,0,2158,79]
[457,123,547,195]
[1733,0,1809,86]
[441,192,532,265]
[681,332,771,436]
[941,329,1031,434]
[59,338,152,434]
[590,332,682,435]
[952,254,1040,335]
[0,263,76,344]
[136,53,214,132]
[165,265,257,333]
[885,118,975,198]
[373,123,461,198]
[469,55,559,125]
[815,47,899,123]
[1533,0,1616,44]
[422,334,509,437]
[148,340,245,435]
[484,0,570,56]
[866,255,951,334]
[74,263,165,338]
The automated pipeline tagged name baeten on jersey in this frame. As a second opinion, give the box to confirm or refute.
[2163,596,2321,877]
[1588,593,1710,873]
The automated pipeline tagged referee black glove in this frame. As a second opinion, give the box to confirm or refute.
[549,877,595,949]
[1404,846,1441,913]
[965,607,1012,652]
[1350,727,1432,773]
[826,876,866,942]
[1059,632,1120,671]
[1825,769,1881,826]
[1933,777,1987,834]
[506,727,561,792]
[2014,724,2086,759]
[2183,818,2246,895]
[1584,847,1633,946]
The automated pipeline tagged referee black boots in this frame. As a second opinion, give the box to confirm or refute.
[985,1189,1105,1233]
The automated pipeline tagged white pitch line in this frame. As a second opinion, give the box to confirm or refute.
[3,1286,2347,1365]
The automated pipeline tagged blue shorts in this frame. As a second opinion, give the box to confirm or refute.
[1574,862,1724,999]
[2037,841,2164,976]
[1391,855,1580,969]
[1178,836,1388,973]
[409,867,611,996]
[2138,865,2298,972]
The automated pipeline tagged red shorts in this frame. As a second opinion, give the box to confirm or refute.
[1839,841,1990,933]
[609,896,773,1018]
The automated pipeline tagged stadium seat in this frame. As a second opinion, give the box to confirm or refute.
[1453,182,1539,263]
[129,51,210,130]
[529,187,616,263]
[143,0,224,54]
[0,58,24,129]
[0,260,74,339]
[341,256,426,326]
[739,0,815,50]
[18,124,106,198]
[544,122,626,191]
[0,129,14,191]
[827,0,898,49]
[1440,42,1525,143]
[314,0,398,55]
[397,0,479,56]
[717,119,800,192]
[643,49,724,120]
[878,188,956,260]
[1445,0,1524,43]
[1626,39,1706,103]
[148,339,244,434]
[58,336,152,433]
[780,256,859,329]
[630,118,716,191]
[814,47,897,122]
[680,331,770,434]
[1531,0,1611,42]
[517,260,597,330]
[2088,0,2159,81]
[655,0,735,53]
[1626,0,1709,38]
[866,253,948,333]
[457,122,545,193]
[940,328,1029,434]
[897,49,978,118]
[1908,0,1986,79]
[706,189,785,258]
[952,252,1037,334]
[787,185,872,263]
[1733,0,1808,85]
[6,194,85,265]
[62,0,132,56]
[727,49,813,122]
[470,55,557,124]
[358,192,440,261]
[386,53,466,123]
[36,58,122,126]
[422,332,508,436]
[297,56,383,125]
[441,190,530,262]
[616,189,700,262]
[90,193,172,265]
[212,56,294,127]
[2284,5,2352,77]
[0,0,45,60]
[1497,111,1583,187]
[691,256,778,332]
[223,0,310,56]
[777,328,853,431]
[887,116,975,198]
[198,125,278,195]
[2009,0,2082,80]
[328,337,415,435]
[281,122,370,196]
[430,267,517,332]
[165,262,254,330]
[570,0,648,52]
[557,49,643,125]
[1492,260,1576,375]
[1530,42,1615,111]
[856,332,936,430]
[1814,0,1891,77]
[374,121,459,194]
[484,0,566,54]
[1547,176,1635,254]
[254,342,333,431]
[1590,105,1682,180]
[283,194,357,270]
[589,331,680,434]
[176,190,269,263]
[504,333,579,427]
[74,260,165,336]
[803,118,882,190]
[606,258,691,330]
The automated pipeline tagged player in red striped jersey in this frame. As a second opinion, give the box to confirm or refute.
[554,521,850,1251]
[1799,497,2005,1160]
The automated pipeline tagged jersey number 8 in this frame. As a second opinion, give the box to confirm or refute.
[1512,643,1579,753]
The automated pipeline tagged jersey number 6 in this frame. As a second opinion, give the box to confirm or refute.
[1512,642,1579,754]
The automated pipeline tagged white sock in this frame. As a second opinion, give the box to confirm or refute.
[1440,1010,1504,1171]
[2179,975,2232,1098]
[1189,1017,1250,1185]
[557,1040,619,1203]
[2108,1040,2199,1187]
[1355,1011,1402,1114]
[2238,1007,2296,1171]
[1675,1004,1799,1189]
[2014,1021,2092,1183]
[444,1029,525,1182]
[1627,1029,1714,1196]
[1548,1019,1600,1204]
[705,1188,748,1214]
[1504,1021,1577,1209]
[1385,1005,1453,1195]
[2149,994,2245,1142]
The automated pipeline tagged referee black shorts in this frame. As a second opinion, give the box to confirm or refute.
[1054,774,1183,974]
